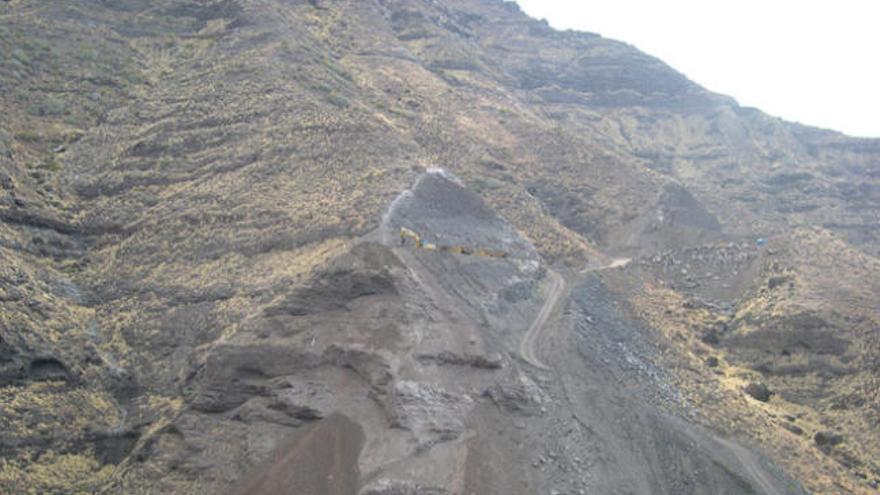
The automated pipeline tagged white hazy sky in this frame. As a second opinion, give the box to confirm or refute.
[513,0,879,138]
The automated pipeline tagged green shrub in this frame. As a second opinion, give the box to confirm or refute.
[471,176,504,193]
[38,157,62,172]
[388,107,416,119]
[11,48,30,66]
[324,93,350,108]
[323,59,353,82]
[309,81,333,93]
[28,95,67,117]
[33,39,50,53]
[15,130,42,143]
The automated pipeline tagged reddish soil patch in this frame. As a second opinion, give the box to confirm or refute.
[225,413,365,495]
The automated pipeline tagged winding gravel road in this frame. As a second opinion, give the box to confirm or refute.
[715,436,787,495]
[518,269,565,370]
[520,259,630,370]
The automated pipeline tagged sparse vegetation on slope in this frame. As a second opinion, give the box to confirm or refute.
[0,0,877,493]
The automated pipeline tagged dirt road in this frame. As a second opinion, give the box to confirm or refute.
[520,259,630,370]
[579,257,631,273]
[714,436,787,495]
[518,269,565,370]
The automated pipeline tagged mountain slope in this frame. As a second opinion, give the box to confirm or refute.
[0,0,877,493]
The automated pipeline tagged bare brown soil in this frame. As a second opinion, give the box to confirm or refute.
[225,413,364,495]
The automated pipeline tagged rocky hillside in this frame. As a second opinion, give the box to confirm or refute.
[0,0,877,493]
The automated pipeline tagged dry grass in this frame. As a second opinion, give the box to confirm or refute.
[632,233,880,495]
[0,1,877,493]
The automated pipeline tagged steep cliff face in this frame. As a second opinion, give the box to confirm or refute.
[0,0,877,493]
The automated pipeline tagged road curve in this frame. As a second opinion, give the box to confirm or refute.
[579,257,631,274]
[518,269,565,370]
[714,436,787,495]
[519,258,631,370]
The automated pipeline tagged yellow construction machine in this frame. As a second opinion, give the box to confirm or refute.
[399,227,423,248]
[444,245,474,255]
[475,247,508,258]
[399,227,507,258]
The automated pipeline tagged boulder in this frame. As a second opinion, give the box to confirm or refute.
[744,382,772,402]
[813,431,844,448]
